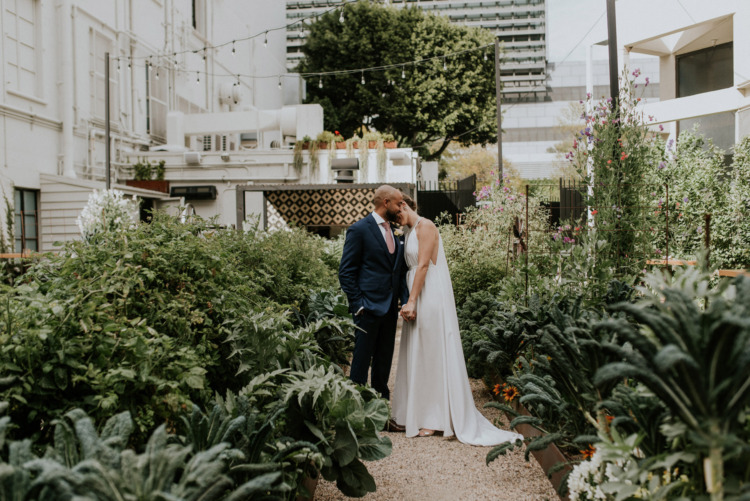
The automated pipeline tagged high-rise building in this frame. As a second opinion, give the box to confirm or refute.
[286,0,548,102]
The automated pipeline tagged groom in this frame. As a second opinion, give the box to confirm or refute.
[339,185,409,416]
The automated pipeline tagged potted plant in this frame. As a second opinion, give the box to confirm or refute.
[126,159,169,193]
[382,133,397,149]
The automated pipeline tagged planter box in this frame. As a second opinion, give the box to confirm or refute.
[335,141,347,149]
[492,377,572,500]
[383,141,397,148]
[125,180,169,194]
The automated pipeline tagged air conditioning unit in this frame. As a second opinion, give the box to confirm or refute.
[331,158,359,184]
[184,151,202,165]
[170,185,217,200]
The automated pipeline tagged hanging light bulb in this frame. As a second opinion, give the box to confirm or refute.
[196,71,200,85]
[443,58,447,71]
[127,59,131,69]
[339,9,344,23]
[401,67,405,79]
[361,71,365,85]
[232,41,236,56]
[155,67,160,79]
[318,77,323,89]
[263,32,268,48]
[484,50,488,61]
[278,76,282,89]
[117,60,121,73]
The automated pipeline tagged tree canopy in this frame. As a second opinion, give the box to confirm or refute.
[297,1,498,160]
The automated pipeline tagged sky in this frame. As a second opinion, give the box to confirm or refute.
[547,0,611,62]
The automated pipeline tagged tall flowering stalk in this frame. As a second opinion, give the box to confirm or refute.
[566,68,666,274]
[77,189,140,242]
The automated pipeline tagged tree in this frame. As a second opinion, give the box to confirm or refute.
[439,144,518,188]
[297,1,497,161]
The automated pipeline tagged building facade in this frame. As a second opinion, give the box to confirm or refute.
[1,0,419,252]
[613,0,750,156]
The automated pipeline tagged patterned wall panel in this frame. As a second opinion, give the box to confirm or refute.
[265,188,376,228]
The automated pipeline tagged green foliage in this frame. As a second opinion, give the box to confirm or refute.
[457,290,502,378]
[0,212,336,442]
[594,269,750,496]
[281,365,392,497]
[439,177,551,306]
[295,288,356,367]
[568,68,667,275]
[299,1,496,160]
[132,158,166,181]
[0,405,290,500]
[645,129,750,269]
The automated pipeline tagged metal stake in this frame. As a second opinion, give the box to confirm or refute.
[105,51,111,189]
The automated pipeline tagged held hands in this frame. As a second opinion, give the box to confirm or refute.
[400,301,417,322]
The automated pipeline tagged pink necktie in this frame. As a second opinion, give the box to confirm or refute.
[382,221,395,254]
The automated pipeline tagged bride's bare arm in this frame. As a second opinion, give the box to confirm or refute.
[401,219,439,321]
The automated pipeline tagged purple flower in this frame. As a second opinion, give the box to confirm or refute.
[632,68,641,77]
[659,124,664,131]
[645,77,650,86]
[697,226,703,234]
[658,162,666,170]
[683,196,688,203]
[667,139,674,150]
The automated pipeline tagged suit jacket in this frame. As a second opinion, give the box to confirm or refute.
[338,214,409,317]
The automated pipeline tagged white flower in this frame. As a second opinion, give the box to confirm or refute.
[393,227,404,237]
[77,189,139,242]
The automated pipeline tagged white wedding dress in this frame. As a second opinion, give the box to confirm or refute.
[392,219,523,446]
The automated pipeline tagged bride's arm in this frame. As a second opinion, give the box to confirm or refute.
[401,220,439,321]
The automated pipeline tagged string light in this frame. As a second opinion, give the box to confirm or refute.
[443,58,447,71]
[232,41,236,56]
[117,61,121,73]
[196,71,200,85]
[361,71,365,85]
[318,77,323,89]
[155,66,160,79]
[263,32,268,48]
[339,9,344,23]
[401,68,405,79]
[202,48,207,61]
[278,76,282,89]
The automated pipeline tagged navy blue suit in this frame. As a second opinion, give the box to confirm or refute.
[339,214,409,399]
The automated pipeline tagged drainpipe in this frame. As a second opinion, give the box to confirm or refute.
[59,0,76,177]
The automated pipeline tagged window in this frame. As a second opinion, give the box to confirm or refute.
[14,188,38,252]
[89,31,118,121]
[147,65,167,141]
[677,42,733,98]
[4,0,39,96]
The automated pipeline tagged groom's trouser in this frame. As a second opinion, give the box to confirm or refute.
[350,300,398,401]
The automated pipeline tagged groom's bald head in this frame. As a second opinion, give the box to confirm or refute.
[373,185,404,222]
[373,185,401,208]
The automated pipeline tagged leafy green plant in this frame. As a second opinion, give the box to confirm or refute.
[594,269,750,499]
[282,365,391,497]
[457,290,502,378]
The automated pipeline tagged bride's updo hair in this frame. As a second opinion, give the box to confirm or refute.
[402,193,418,212]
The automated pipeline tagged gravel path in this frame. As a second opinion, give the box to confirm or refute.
[314,320,559,501]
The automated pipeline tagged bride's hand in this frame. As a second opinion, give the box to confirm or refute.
[400,302,416,322]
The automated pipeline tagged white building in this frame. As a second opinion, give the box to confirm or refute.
[1,0,418,252]
[612,0,750,154]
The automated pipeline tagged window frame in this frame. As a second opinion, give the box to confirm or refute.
[4,0,42,99]
[13,188,39,253]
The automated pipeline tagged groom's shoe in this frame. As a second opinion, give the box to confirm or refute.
[385,419,406,433]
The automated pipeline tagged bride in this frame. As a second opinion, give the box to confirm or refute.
[391,195,522,445]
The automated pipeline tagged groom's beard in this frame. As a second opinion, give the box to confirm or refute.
[385,210,400,223]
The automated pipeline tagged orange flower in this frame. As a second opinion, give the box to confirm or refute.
[493,384,501,395]
[591,209,598,215]
[580,445,596,460]
[503,386,520,402]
